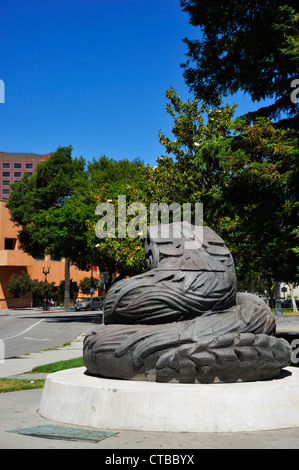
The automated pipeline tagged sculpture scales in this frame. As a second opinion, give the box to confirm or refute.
[83,222,291,383]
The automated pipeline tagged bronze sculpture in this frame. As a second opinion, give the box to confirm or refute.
[83,222,291,383]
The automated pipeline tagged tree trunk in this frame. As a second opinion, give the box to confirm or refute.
[288,282,298,313]
[64,258,70,310]
[266,280,275,308]
[275,281,283,315]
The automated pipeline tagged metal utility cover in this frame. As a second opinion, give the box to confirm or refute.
[8,425,117,442]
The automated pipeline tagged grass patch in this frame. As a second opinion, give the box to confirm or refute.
[0,379,45,393]
[0,356,85,393]
[31,356,84,374]
[282,310,299,315]
[271,308,299,315]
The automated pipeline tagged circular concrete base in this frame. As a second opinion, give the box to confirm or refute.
[39,367,299,433]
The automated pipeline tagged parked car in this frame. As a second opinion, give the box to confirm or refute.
[74,296,103,311]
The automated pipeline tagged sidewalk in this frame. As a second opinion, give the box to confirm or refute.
[1,316,299,449]
[0,333,84,378]
[1,387,299,449]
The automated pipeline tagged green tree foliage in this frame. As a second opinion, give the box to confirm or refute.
[32,280,57,302]
[79,276,100,295]
[152,88,299,291]
[6,146,85,235]
[8,270,32,298]
[94,236,146,277]
[58,280,79,300]
[83,156,149,277]
[6,150,148,292]
[7,271,32,307]
[155,87,237,211]
[181,0,299,127]
[87,155,145,197]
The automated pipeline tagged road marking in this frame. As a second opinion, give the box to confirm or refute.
[0,319,45,341]
[24,337,50,341]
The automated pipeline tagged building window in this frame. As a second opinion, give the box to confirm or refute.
[2,171,10,178]
[13,162,22,169]
[2,188,10,195]
[2,163,10,169]
[4,238,16,250]
[13,171,22,178]
[25,163,33,169]
[13,180,21,184]
[2,180,10,186]
[24,171,33,176]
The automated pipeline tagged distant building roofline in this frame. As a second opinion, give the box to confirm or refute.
[0,152,50,160]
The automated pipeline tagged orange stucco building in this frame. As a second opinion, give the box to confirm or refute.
[0,200,99,308]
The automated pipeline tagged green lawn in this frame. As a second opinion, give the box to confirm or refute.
[31,356,84,373]
[0,378,46,393]
[271,308,299,315]
[0,356,85,393]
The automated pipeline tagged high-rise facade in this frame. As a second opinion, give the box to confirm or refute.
[0,152,50,199]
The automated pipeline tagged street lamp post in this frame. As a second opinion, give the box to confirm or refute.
[101,271,108,324]
[275,281,283,316]
[42,265,51,310]
[42,265,51,282]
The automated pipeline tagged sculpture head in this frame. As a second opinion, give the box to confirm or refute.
[145,221,235,273]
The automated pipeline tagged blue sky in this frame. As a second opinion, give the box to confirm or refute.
[0,0,271,167]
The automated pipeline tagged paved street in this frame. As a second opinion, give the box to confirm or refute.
[0,308,102,358]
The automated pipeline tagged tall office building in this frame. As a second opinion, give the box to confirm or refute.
[0,152,50,199]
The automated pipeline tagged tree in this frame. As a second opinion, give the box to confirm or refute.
[83,156,149,279]
[58,280,79,302]
[32,280,57,309]
[220,118,299,296]
[87,155,145,196]
[7,150,150,304]
[6,146,86,309]
[156,87,237,208]
[181,0,299,127]
[79,276,101,295]
[7,271,32,307]
[288,282,298,312]
[153,88,299,296]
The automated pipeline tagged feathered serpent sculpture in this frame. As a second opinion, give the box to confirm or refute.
[83,222,291,383]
